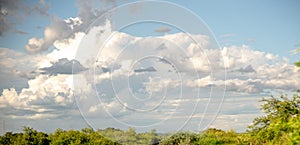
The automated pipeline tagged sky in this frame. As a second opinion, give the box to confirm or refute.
[0,0,299,137]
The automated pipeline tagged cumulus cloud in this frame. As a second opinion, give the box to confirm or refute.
[95,33,299,95]
[0,38,88,119]
[87,29,299,102]
[25,0,117,53]
[97,31,213,74]
[25,16,74,53]
[0,48,48,92]
[222,46,300,93]
[13,70,37,80]
[186,75,216,88]
[156,43,167,51]
[2,17,300,132]
[40,58,87,75]
[0,74,75,119]
[88,98,127,118]
[94,57,122,74]
[237,65,256,73]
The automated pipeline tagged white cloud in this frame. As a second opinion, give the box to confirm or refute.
[25,17,73,53]
[144,78,180,93]
[0,48,49,92]
[24,0,117,53]
[9,113,59,120]
[0,48,45,70]
[2,19,300,132]
[88,99,126,116]
[0,74,75,119]
[222,45,300,93]
[186,75,215,88]
[49,32,85,60]
[221,45,280,70]
[1,0,299,133]
[35,29,300,127]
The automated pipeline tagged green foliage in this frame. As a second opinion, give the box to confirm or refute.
[196,128,250,145]
[49,128,117,145]
[0,127,50,145]
[97,127,159,145]
[248,94,300,144]
[159,131,197,145]
[295,61,300,68]
[22,127,50,145]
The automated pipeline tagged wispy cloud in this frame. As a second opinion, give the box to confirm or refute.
[219,33,235,38]
[14,30,29,35]
[246,38,255,43]
[154,27,171,33]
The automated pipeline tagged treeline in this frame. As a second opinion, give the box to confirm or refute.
[0,127,249,145]
[1,94,299,145]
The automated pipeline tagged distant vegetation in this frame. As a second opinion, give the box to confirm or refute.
[1,93,299,145]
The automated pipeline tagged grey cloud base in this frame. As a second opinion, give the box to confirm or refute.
[40,58,87,75]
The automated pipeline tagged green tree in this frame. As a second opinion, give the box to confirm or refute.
[20,127,50,145]
[0,132,13,145]
[159,132,197,145]
[50,129,89,145]
[248,94,300,144]
[196,128,248,145]
[295,61,300,68]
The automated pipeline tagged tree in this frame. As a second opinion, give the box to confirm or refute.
[248,94,300,144]
[159,132,198,145]
[19,127,50,145]
[49,129,89,145]
[295,61,300,68]
[0,132,13,145]
[196,128,248,144]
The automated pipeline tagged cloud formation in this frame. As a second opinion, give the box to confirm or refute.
[0,74,76,119]
[25,0,117,53]
[237,65,256,73]
[40,58,87,75]
[0,48,48,93]
[25,17,75,53]
[0,0,49,36]
[1,23,299,132]
[134,66,157,73]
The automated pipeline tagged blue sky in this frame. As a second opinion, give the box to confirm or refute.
[194,0,300,62]
[0,0,299,135]
[1,0,300,61]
